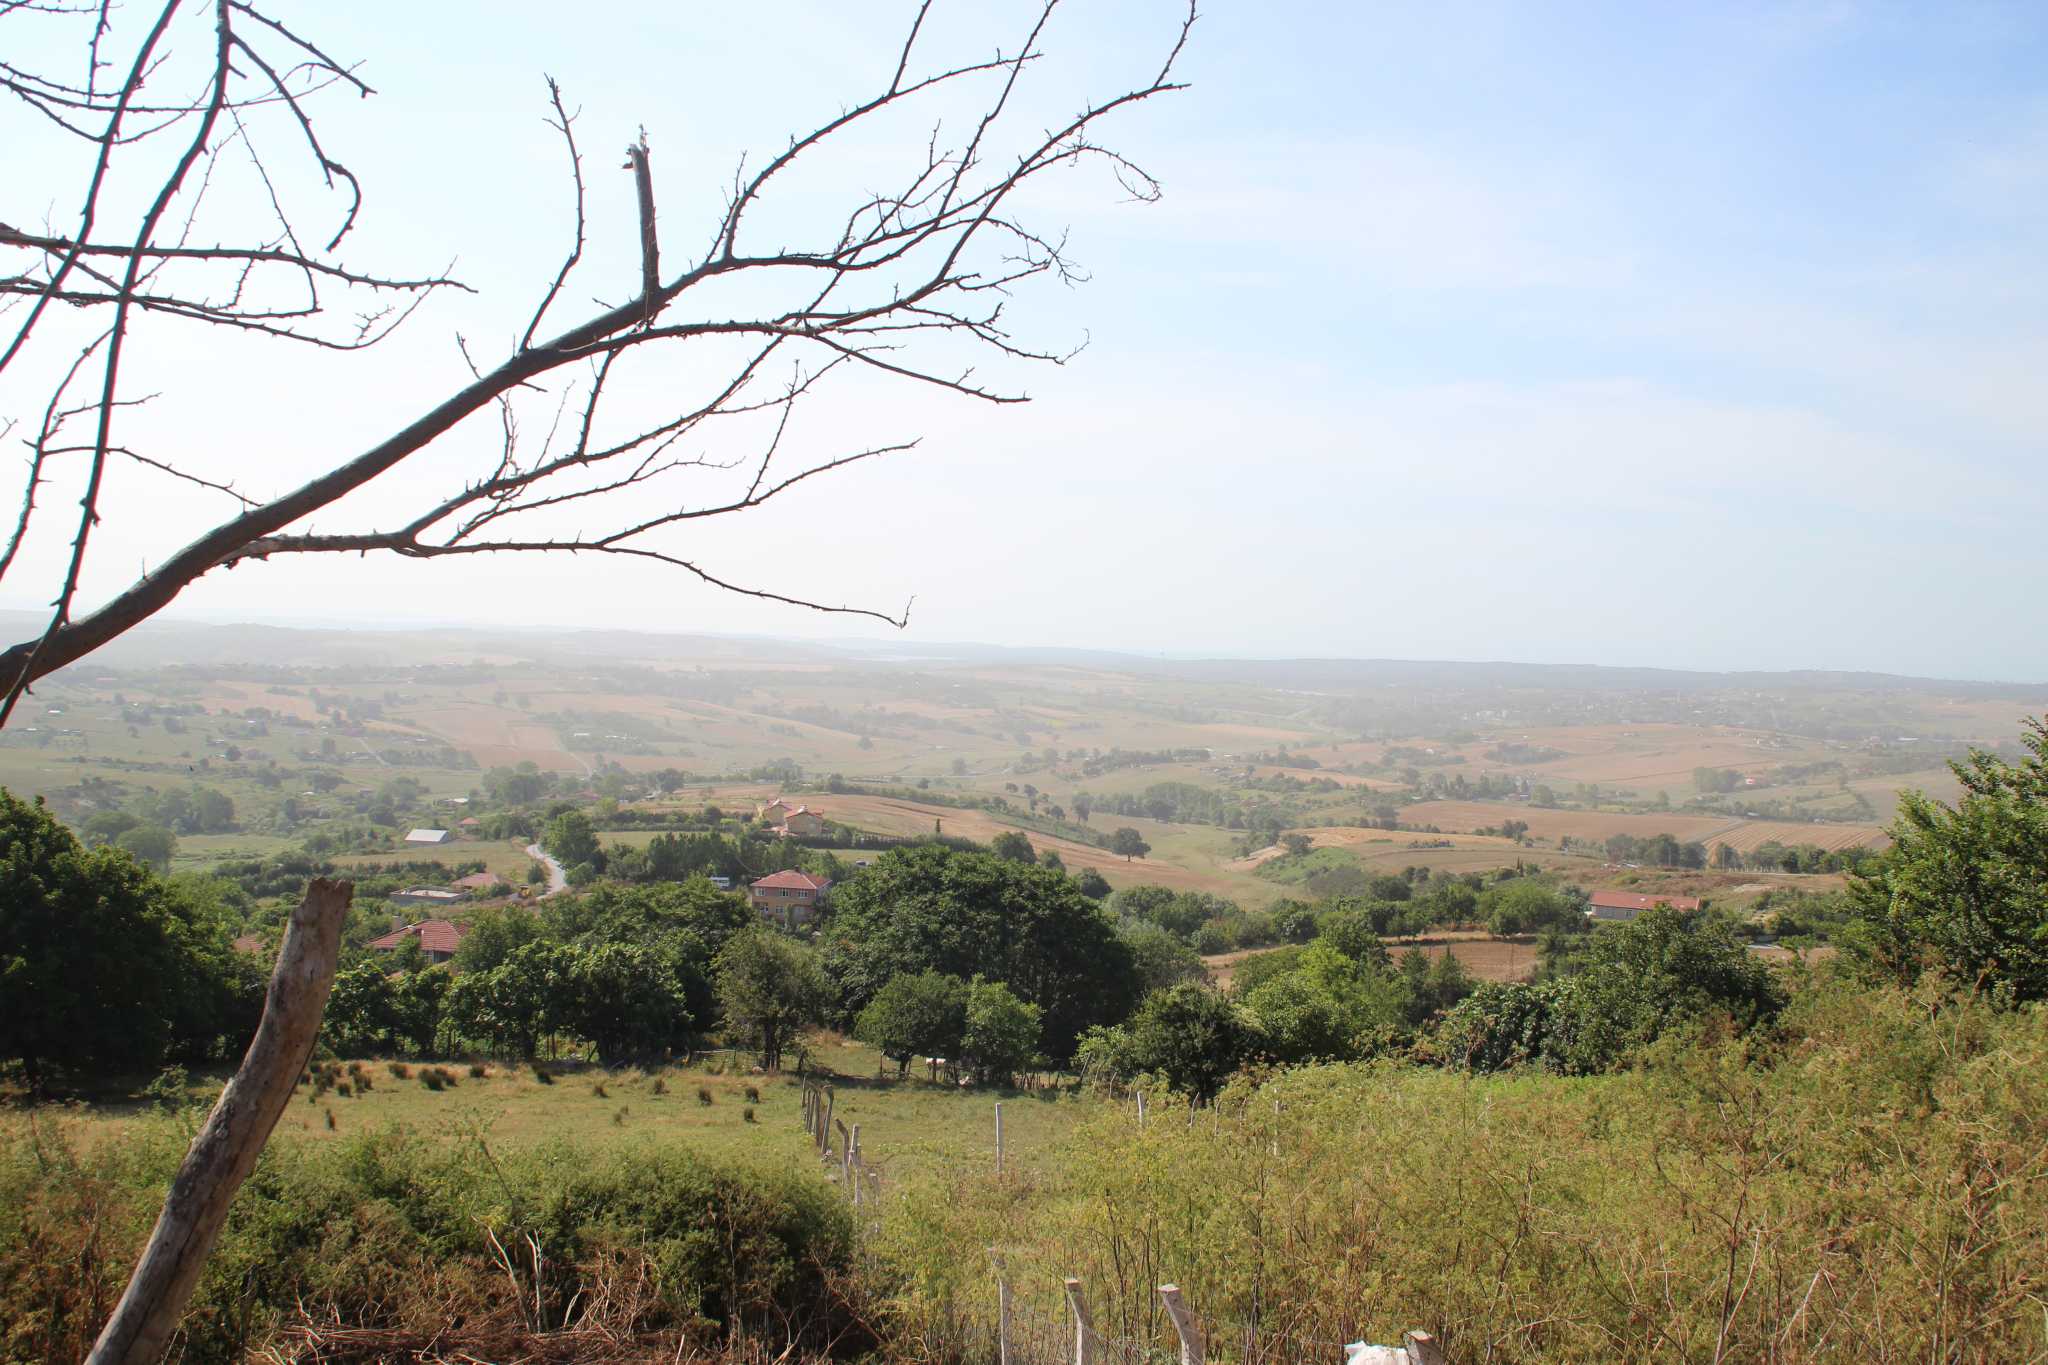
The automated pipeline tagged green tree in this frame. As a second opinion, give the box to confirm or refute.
[1109,827,1151,862]
[1243,941,1405,1063]
[1119,920,1207,992]
[322,962,399,1055]
[392,966,452,1056]
[115,823,176,871]
[960,977,1041,1085]
[1845,716,2048,1001]
[854,970,969,1076]
[821,844,1139,1060]
[544,810,602,871]
[716,928,827,1071]
[989,831,1035,863]
[1074,867,1112,899]
[559,941,692,1066]
[1121,984,1258,1100]
[0,791,240,1087]
[1480,880,1579,937]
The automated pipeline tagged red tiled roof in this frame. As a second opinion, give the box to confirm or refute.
[1589,890,1702,913]
[368,919,467,955]
[750,869,829,892]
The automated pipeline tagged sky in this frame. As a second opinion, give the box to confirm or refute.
[3,1,2046,679]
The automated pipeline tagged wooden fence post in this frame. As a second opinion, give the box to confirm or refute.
[1065,1277,1094,1365]
[88,879,352,1365]
[995,1101,1004,1176]
[1159,1283,1203,1365]
[1403,1330,1443,1365]
[1136,1089,1147,1126]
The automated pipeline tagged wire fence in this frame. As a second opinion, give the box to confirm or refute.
[794,1080,1441,1365]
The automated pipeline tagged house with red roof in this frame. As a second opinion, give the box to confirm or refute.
[748,869,832,927]
[1587,889,1703,922]
[368,918,467,964]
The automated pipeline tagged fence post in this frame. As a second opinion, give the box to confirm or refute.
[1065,1277,1094,1365]
[1158,1284,1203,1365]
[995,1101,1005,1176]
[848,1122,860,1202]
[1402,1330,1443,1365]
[822,1090,834,1152]
[1136,1089,1147,1126]
[989,1249,1012,1365]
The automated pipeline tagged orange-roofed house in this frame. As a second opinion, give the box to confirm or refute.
[1587,889,1703,922]
[748,869,832,927]
[368,918,467,965]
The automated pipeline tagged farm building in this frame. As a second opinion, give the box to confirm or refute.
[1587,889,1703,921]
[748,869,832,927]
[367,918,467,965]
[756,797,825,837]
[405,827,453,845]
[450,871,501,893]
[390,886,464,909]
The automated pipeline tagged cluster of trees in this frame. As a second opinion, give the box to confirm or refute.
[853,971,1043,1085]
[1079,903,1779,1098]
[822,844,1140,1061]
[1080,781,1315,833]
[1,791,266,1089]
[1844,717,2048,1003]
[1434,907,1783,1073]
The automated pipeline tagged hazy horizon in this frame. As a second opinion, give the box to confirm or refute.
[7,605,2045,689]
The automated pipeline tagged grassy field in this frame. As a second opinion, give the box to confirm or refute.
[26,1031,1070,1196]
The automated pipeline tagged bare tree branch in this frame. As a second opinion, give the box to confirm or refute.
[1,0,1198,718]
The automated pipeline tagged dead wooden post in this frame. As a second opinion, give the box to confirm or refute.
[1065,1276,1094,1365]
[995,1101,1005,1176]
[1159,1283,1203,1365]
[88,878,352,1365]
[1136,1089,1147,1125]
[850,1122,863,1209]
[1403,1331,1443,1365]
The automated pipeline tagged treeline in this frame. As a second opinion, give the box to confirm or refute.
[1563,831,1878,874]
[1081,780,1314,833]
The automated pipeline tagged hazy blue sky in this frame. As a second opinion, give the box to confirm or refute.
[4,2,2045,678]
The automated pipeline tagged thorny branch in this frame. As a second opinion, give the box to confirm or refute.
[0,0,1198,722]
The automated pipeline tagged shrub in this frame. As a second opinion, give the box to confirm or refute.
[388,1062,411,1079]
[419,1070,444,1091]
[744,1084,761,1103]
[468,1062,487,1079]
[743,1106,757,1123]
[592,1080,608,1099]
[324,1108,336,1130]
[697,1086,713,1105]
[650,1075,667,1095]
[532,1066,554,1085]
[0,1118,860,1361]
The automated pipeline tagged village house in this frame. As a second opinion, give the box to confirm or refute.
[1587,889,1703,921]
[405,827,453,846]
[756,797,825,838]
[748,869,831,927]
[367,918,467,965]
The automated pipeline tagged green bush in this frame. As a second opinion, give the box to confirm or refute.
[0,1118,857,1363]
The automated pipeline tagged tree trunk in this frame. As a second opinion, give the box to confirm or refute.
[88,877,352,1365]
